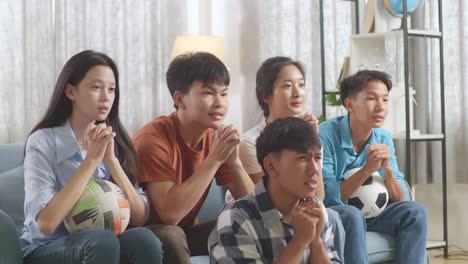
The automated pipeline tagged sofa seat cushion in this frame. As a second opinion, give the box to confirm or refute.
[367,231,395,263]
[188,232,396,264]
[0,166,25,235]
[190,256,210,264]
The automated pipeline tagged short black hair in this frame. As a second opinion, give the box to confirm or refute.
[256,117,321,174]
[339,70,392,105]
[256,56,306,117]
[166,52,230,109]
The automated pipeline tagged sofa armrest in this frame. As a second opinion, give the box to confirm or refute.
[402,180,413,201]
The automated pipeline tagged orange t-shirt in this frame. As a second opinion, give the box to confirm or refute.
[133,112,232,228]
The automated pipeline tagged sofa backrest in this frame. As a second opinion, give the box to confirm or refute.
[0,144,24,174]
[197,181,227,223]
[0,143,414,236]
[0,144,25,235]
[0,143,227,232]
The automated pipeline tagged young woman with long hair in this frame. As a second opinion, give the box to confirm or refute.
[20,50,162,264]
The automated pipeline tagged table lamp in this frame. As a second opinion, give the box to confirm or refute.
[170,35,228,66]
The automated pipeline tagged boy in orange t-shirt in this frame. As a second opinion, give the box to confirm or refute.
[133,52,254,263]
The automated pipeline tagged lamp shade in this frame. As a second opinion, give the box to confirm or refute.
[170,35,228,66]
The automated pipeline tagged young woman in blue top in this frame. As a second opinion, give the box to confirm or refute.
[20,50,163,264]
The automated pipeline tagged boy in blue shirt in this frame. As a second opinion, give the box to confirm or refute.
[319,70,428,263]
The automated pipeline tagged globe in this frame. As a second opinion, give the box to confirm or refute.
[384,0,425,17]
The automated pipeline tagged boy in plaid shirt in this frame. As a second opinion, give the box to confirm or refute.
[209,117,341,264]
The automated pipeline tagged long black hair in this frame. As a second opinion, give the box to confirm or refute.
[29,50,137,185]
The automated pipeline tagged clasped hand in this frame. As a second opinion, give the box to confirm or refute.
[365,144,391,172]
[209,124,241,165]
[285,198,325,246]
[85,123,116,163]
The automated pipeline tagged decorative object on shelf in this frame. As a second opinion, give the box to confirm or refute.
[384,0,426,17]
[384,0,427,30]
[362,0,426,33]
[384,85,418,137]
[349,30,406,89]
[362,0,376,33]
[336,57,350,89]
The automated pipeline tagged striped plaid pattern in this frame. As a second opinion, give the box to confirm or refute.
[208,178,341,264]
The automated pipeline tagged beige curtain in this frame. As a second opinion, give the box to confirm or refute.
[0,0,185,142]
[0,0,357,148]
[408,0,468,184]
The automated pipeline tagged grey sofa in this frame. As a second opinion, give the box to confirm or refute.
[0,143,425,263]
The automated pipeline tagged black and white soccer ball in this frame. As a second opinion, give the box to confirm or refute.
[343,167,389,218]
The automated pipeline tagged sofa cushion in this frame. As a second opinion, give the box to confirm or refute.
[197,180,226,223]
[0,166,25,235]
[190,234,397,264]
[0,144,24,174]
[190,256,209,264]
[367,231,395,263]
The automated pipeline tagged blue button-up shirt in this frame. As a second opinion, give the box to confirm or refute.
[318,115,408,207]
[20,120,148,257]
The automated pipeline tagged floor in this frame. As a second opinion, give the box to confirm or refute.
[414,184,468,252]
[428,248,468,263]
[415,184,468,263]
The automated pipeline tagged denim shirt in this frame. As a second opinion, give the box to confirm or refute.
[20,120,148,257]
[318,115,408,207]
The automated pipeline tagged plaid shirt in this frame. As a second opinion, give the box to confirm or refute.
[208,178,341,264]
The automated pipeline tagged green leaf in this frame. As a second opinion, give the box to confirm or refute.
[318,114,327,123]
[325,93,342,106]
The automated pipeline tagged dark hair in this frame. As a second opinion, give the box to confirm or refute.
[166,52,230,109]
[339,70,392,105]
[29,50,138,185]
[256,56,306,117]
[256,117,321,174]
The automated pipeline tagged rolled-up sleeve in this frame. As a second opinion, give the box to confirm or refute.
[23,132,57,220]
[384,135,409,196]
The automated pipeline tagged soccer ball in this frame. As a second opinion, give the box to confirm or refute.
[64,179,130,234]
[343,168,389,218]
